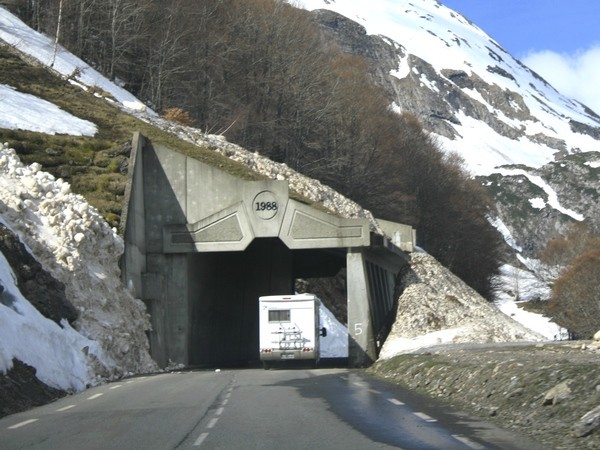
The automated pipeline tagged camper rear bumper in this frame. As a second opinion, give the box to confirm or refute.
[260,350,317,361]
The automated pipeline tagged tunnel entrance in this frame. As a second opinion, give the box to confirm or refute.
[121,133,413,368]
[187,239,348,366]
[188,238,291,366]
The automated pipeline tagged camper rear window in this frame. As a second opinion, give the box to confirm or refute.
[268,310,290,322]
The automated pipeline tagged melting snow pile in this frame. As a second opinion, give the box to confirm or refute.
[319,305,349,358]
[0,143,156,391]
[379,252,545,359]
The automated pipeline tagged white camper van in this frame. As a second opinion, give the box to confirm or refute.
[259,294,326,367]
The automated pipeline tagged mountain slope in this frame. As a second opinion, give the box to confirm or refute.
[298,0,600,174]
[296,0,600,262]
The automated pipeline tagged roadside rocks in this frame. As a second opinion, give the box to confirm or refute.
[0,360,66,418]
[371,343,600,450]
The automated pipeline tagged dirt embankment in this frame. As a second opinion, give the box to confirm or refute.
[371,342,600,450]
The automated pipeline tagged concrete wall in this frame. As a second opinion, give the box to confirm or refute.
[377,218,417,252]
[121,133,147,295]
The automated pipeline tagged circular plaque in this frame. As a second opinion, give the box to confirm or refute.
[253,191,279,220]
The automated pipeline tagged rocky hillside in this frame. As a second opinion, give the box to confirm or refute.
[301,1,600,170]
[481,153,600,257]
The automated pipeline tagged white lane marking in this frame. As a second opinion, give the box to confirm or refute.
[369,389,381,394]
[87,393,103,400]
[193,432,209,446]
[206,418,219,429]
[215,407,225,416]
[452,434,486,449]
[221,398,229,406]
[8,419,38,429]
[414,412,437,422]
[109,384,123,390]
[387,398,405,406]
[56,405,76,412]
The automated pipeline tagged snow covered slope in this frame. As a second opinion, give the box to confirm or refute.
[298,0,600,175]
[297,0,600,280]
[0,8,150,116]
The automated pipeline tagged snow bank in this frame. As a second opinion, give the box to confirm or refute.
[319,304,348,358]
[493,264,565,340]
[0,251,101,391]
[0,143,156,389]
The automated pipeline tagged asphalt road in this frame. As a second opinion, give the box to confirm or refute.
[0,368,545,449]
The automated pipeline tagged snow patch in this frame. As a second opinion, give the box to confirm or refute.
[319,305,348,358]
[529,197,546,209]
[0,84,97,136]
[493,168,585,221]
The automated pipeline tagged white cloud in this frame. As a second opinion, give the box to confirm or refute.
[522,45,600,116]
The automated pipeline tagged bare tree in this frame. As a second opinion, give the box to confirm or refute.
[141,0,194,111]
[49,0,63,67]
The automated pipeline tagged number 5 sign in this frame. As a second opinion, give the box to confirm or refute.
[354,322,363,336]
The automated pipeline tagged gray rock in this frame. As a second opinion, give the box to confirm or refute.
[572,405,600,438]
[542,380,573,406]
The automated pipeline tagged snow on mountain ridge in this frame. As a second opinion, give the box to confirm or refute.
[297,0,600,175]
[301,0,595,121]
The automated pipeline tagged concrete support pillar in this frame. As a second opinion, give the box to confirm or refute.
[346,248,377,367]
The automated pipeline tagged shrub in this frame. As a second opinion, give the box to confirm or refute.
[162,107,194,126]
[547,248,600,339]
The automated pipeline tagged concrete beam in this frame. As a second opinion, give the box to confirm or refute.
[163,202,254,253]
[376,218,417,253]
[280,200,370,249]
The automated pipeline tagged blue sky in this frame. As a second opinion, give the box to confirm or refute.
[441,0,600,56]
[442,1,600,114]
